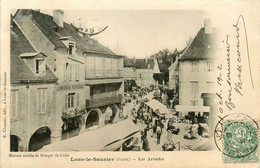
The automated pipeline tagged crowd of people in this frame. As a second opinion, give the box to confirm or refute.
[123,85,179,151]
[122,84,210,151]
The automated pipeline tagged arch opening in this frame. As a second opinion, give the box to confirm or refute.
[10,135,21,152]
[85,110,100,129]
[28,126,51,151]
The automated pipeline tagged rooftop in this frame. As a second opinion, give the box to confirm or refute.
[11,19,58,84]
[15,9,119,56]
[123,56,135,67]
[134,59,154,69]
[179,28,217,61]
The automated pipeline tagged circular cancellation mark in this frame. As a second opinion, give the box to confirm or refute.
[214,113,259,158]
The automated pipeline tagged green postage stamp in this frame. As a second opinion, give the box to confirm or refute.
[223,120,259,163]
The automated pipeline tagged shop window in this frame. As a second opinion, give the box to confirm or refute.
[37,88,47,114]
[11,90,19,119]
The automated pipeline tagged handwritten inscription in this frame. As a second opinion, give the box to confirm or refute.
[216,15,254,113]
[233,19,243,96]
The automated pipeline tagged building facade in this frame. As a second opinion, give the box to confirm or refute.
[123,56,137,92]
[12,9,124,151]
[176,18,217,129]
[84,52,124,128]
[135,58,155,87]
[13,10,86,142]
[10,20,58,151]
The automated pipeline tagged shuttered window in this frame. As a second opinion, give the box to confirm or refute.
[11,90,19,119]
[63,63,66,80]
[76,93,79,106]
[37,88,47,114]
[69,64,73,80]
[65,94,68,109]
[75,64,79,81]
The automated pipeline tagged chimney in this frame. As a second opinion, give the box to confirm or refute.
[53,10,64,28]
[204,18,213,34]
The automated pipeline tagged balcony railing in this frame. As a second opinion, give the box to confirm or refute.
[61,106,86,120]
[85,70,123,78]
[86,94,123,108]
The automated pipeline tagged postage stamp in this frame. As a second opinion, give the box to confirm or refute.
[223,120,259,163]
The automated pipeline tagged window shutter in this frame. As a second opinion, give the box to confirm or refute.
[77,64,80,80]
[11,92,15,119]
[70,64,72,80]
[77,92,79,106]
[65,94,68,109]
[42,89,46,113]
[63,63,66,80]
[17,91,22,118]
[37,90,41,113]
[71,64,76,80]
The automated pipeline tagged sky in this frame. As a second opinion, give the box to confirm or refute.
[39,10,205,58]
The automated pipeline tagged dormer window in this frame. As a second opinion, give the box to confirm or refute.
[59,37,76,56]
[19,52,47,75]
[68,42,74,55]
[36,59,45,74]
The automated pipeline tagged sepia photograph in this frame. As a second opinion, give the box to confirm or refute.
[10,9,218,152]
[2,1,260,167]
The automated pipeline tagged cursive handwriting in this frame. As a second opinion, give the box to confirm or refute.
[225,36,236,111]
[216,15,254,114]
[234,15,254,89]
[233,18,243,96]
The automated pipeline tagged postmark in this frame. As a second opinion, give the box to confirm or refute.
[223,120,259,163]
[214,113,259,163]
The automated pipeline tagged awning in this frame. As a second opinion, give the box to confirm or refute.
[175,105,210,112]
[145,99,169,114]
[40,119,141,151]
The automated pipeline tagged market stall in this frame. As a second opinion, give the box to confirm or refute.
[145,99,170,118]
[40,119,141,151]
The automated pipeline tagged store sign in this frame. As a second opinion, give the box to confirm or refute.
[57,84,84,92]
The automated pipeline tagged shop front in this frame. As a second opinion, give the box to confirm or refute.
[56,83,85,140]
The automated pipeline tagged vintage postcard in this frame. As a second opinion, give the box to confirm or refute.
[1,0,260,167]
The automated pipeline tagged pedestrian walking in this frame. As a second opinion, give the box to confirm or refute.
[152,124,157,138]
[198,124,203,136]
[142,137,150,151]
[144,126,149,137]
[157,130,162,145]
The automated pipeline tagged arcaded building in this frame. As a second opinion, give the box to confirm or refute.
[10,20,58,151]
[11,9,124,151]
